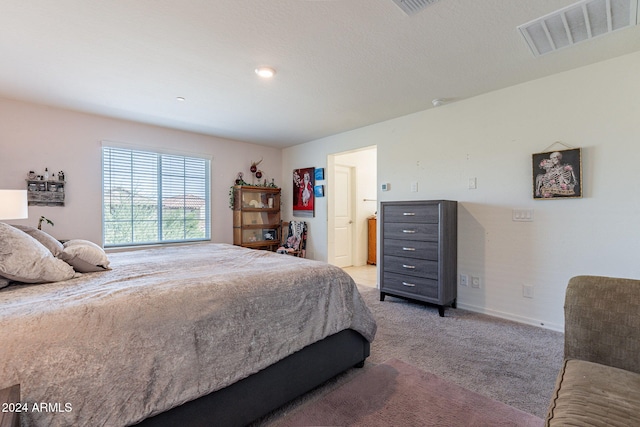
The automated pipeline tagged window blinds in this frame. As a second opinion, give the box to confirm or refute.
[102,146,210,246]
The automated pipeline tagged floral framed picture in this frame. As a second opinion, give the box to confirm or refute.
[532,148,582,199]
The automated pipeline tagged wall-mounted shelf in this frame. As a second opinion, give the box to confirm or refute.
[26,179,65,206]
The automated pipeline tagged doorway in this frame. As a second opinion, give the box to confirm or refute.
[327,146,377,269]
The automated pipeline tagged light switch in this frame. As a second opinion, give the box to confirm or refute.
[512,209,534,222]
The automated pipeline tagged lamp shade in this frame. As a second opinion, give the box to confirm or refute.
[0,190,28,220]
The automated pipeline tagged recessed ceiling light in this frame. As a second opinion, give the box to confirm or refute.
[176,96,186,102]
[255,67,276,78]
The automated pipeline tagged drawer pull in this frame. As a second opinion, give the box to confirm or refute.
[401,281,416,287]
[402,247,416,251]
[402,229,416,234]
[403,212,416,216]
[402,264,416,269]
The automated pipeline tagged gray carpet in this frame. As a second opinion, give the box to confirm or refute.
[273,358,544,427]
[253,284,564,425]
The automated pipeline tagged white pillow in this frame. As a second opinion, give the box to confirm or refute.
[59,239,111,273]
[12,224,63,257]
[0,223,76,283]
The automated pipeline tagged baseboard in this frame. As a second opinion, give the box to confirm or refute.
[455,302,564,333]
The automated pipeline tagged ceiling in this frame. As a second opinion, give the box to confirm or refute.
[1,0,639,148]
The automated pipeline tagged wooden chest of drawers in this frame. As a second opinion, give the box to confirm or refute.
[379,200,457,317]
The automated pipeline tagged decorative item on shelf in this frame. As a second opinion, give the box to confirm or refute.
[44,168,49,180]
[235,172,247,186]
[58,171,65,181]
[28,171,36,180]
[263,229,276,240]
[37,215,54,230]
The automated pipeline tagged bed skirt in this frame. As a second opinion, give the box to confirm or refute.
[135,329,370,427]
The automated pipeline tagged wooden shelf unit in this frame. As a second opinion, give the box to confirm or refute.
[232,185,281,251]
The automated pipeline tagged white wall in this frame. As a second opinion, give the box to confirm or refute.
[283,50,640,331]
[0,98,282,245]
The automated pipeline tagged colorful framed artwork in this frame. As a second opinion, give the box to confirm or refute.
[293,167,315,217]
[532,148,582,199]
[314,185,324,197]
[315,168,324,181]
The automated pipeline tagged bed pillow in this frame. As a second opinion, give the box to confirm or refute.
[0,222,76,283]
[12,224,64,257]
[59,239,111,273]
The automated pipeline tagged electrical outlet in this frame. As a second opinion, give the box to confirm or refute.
[471,276,481,288]
[460,274,468,286]
[523,284,534,298]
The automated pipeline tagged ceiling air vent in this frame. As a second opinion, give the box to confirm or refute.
[518,0,639,56]
[392,0,441,16]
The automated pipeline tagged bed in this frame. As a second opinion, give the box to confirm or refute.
[0,226,376,427]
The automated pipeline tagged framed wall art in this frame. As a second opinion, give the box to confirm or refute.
[532,147,582,199]
[293,167,315,217]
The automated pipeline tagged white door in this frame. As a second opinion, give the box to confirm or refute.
[333,165,354,267]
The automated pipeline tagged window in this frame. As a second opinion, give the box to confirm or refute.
[102,145,210,247]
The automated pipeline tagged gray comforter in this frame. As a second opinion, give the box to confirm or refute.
[0,243,376,426]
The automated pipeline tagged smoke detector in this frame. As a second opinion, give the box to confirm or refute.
[392,0,441,16]
[518,0,639,56]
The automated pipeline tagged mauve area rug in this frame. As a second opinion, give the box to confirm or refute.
[272,358,543,427]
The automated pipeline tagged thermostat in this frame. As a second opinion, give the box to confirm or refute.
[381,183,390,191]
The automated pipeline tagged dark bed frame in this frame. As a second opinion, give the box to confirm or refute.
[135,329,370,427]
